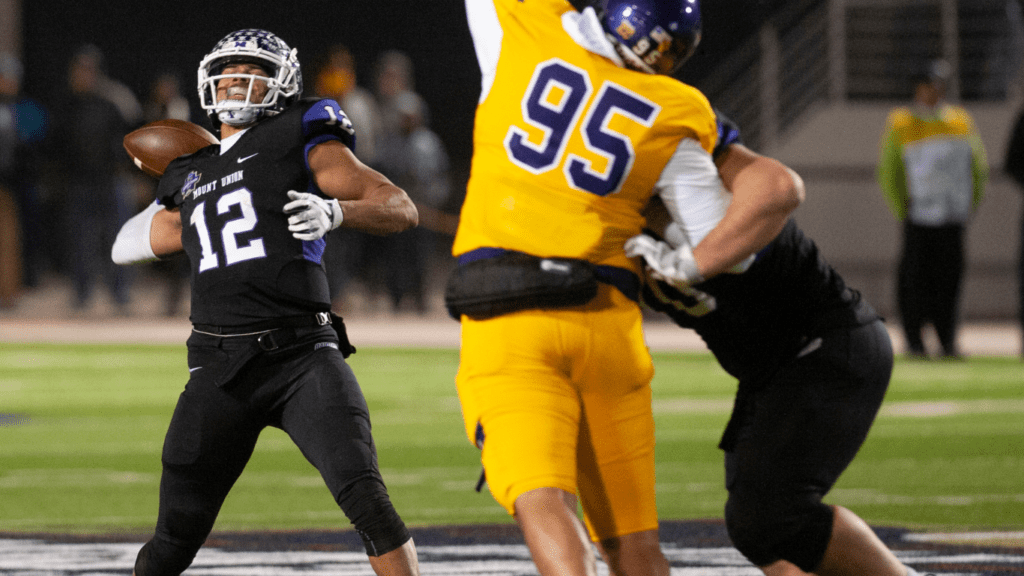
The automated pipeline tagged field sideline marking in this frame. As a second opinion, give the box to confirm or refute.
[904,530,1024,548]
[651,398,1024,416]
[1,537,1022,574]
[906,530,1024,541]
[2,318,1020,356]
[881,398,1024,417]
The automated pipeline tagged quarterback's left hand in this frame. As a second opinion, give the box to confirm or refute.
[284,191,343,241]
[625,233,704,288]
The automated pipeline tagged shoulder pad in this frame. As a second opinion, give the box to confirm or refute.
[155,153,208,208]
[887,107,914,127]
[661,82,717,154]
[941,105,975,129]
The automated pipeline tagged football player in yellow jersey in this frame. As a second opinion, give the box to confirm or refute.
[448,1,712,575]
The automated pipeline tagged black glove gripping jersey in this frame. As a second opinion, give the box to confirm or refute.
[155,97,356,328]
[642,219,880,384]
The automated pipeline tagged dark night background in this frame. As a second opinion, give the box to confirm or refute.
[21,0,780,189]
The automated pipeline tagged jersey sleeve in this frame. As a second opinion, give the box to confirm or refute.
[154,157,196,209]
[963,111,988,209]
[301,98,357,154]
[876,110,909,221]
[655,138,731,249]
[658,84,717,155]
[712,109,742,160]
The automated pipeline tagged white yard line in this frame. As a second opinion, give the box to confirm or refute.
[2,317,1020,356]
[0,537,1019,575]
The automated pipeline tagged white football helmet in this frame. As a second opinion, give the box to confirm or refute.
[197,28,302,129]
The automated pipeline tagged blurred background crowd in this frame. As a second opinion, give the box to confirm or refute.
[0,42,455,318]
[1,0,1023,351]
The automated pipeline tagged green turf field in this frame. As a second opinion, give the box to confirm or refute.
[1,343,1021,533]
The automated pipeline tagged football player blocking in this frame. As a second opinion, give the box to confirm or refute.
[448,1,928,576]
[111,30,419,576]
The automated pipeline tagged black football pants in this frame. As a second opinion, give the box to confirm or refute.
[897,222,964,355]
[721,320,893,571]
[147,327,387,569]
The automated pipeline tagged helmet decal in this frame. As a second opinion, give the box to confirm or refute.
[616,20,637,40]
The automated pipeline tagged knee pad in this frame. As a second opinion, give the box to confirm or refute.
[725,494,834,572]
[337,474,411,557]
[134,535,201,576]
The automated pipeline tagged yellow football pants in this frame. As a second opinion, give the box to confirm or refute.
[455,283,657,541]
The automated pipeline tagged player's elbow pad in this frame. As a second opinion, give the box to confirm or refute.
[111,201,161,265]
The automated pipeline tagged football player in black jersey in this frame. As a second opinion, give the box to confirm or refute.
[626,113,921,576]
[111,29,420,576]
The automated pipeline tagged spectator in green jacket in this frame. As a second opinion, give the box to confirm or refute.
[876,59,987,359]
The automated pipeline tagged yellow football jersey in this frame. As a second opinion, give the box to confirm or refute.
[454,0,718,274]
[877,103,987,224]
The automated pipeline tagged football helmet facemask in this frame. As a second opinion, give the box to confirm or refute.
[198,28,302,129]
[601,0,702,75]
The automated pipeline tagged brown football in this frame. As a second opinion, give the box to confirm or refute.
[123,119,219,178]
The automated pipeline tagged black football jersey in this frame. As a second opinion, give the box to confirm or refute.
[643,219,880,384]
[155,97,356,328]
[643,110,880,383]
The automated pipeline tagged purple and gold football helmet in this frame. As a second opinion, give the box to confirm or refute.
[601,0,702,75]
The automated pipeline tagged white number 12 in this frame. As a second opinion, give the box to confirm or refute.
[190,188,266,272]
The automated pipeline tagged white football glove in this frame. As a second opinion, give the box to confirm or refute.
[284,191,343,241]
[624,233,704,288]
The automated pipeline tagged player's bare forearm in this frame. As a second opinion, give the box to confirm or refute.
[695,145,803,278]
[413,202,459,236]
[151,207,184,257]
[309,140,418,235]
[338,182,419,235]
